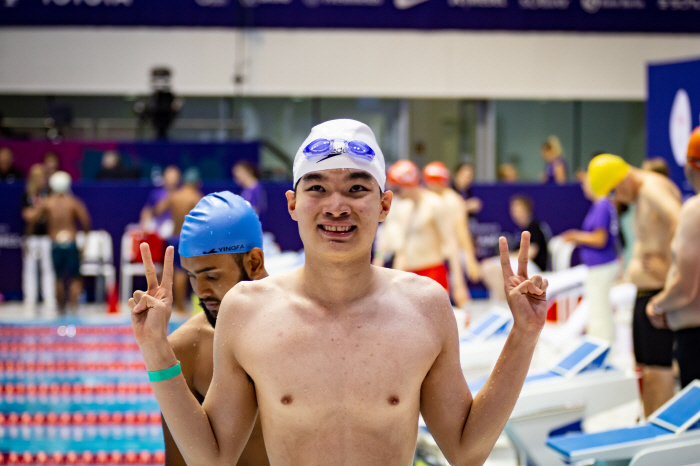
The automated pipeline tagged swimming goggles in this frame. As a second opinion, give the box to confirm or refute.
[302,138,375,162]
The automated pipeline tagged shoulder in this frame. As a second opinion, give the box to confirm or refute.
[168,312,213,358]
[218,274,284,325]
[680,195,700,227]
[379,267,453,320]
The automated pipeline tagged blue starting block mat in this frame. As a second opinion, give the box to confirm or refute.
[649,380,700,433]
[551,337,610,377]
[460,307,512,343]
[547,380,700,461]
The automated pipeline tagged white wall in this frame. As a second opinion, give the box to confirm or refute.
[2,27,700,99]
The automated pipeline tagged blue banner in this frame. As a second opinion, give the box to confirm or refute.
[2,0,700,32]
[647,57,700,196]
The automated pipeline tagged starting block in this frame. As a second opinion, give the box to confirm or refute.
[459,307,512,379]
[547,380,700,465]
[469,337,638,466]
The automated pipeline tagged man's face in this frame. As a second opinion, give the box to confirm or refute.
[286,169,392,262]
[685,162,700,194]
[163,167,181,190]
[0,149,12,171]
[454,166,473,189]
[510,200,532,228]
[181,253,247,321]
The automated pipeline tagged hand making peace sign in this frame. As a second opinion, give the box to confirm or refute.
[129,243,175,348]
[499,231,548,335]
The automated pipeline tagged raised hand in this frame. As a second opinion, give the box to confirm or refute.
[499,232,548,335]
[130,243,175,348]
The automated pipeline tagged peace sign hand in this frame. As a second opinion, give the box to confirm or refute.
[499,232,548,335]
[129,243,175,348]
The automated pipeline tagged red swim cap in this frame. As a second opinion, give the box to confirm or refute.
[688,127,700,171]
[387,160,420,187]
[422,161,450,186]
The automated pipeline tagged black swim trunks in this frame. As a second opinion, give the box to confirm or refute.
[52,242,81,279]
[632,289,674,368]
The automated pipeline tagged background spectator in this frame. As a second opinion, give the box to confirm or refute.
[21,164,56,314]
[509,194,549,272]
[43,152,60,179]
[541,135,567,185]
[497,163,519,183]
[233,160,267,216]
[452,162,482,219]
[140,165,181,238]
[96,151,140,180]
[642,157,670,178]
[0,147,24,183]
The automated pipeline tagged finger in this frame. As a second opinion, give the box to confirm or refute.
[518,231,530,277]
[540,278,549,293]
[513,279,544,296]
[161,246,175,291]
[132,293,157,315]
[128,298,136,310]
[140,243,158,292]
[133,290,145,304]
[531,275,543,290]
[499,236,514,281]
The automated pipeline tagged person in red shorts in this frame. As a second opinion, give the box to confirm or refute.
[374,160,468,307]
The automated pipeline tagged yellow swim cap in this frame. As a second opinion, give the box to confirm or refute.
[588,154,630,197]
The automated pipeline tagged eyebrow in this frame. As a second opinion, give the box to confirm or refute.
[192,266,217,274]
[346,171,373,183]
[301,173,327,184]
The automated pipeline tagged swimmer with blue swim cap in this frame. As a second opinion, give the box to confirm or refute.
[132,191,270,466]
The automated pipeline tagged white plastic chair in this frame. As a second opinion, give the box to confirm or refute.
[75,230,116,302]
[548,235,577,272]
[119,227,162,313]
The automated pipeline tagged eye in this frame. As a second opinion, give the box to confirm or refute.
[307,185,325,192]
[349,185,369,192]
[206,274,219,281]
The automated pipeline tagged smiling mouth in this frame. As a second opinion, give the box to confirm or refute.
[318,225,357,236]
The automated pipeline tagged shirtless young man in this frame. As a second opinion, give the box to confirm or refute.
[155,167,203,313]
[374,160,469,307]
[131,119,548,466]
[422,161,481,284]
[588,153,681,416]
[134,192,270,465]
[646,127,700,389]
[40,171,91,312]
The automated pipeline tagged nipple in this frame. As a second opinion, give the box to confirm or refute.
[388,396,400,406]
[281,395,293,405]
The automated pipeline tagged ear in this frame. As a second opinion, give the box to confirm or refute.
[245,248,266,279]
[286,190,297,221]
[378,190,393,223]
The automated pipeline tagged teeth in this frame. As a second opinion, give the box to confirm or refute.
[323,225,351,232]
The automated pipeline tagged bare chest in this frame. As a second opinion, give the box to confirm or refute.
[238,307,439,410]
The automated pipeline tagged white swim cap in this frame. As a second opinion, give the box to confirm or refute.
[49,171,72,194]
[293,119,386,191]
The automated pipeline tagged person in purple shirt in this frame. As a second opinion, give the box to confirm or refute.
[561,175,621,342]
[233,161,266,217]
[540,136,568,185]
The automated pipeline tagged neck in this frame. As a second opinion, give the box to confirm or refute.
[299,251,375,310]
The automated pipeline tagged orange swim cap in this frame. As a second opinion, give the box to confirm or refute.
[422,161,451,186]
[387,160,420,187]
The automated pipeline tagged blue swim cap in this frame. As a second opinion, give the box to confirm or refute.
[179,191,263,258]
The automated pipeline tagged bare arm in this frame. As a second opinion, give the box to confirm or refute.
[129,244,257,466]
[644,183,680,228]
[452,198,481,281]
[434,198,469,306]
[73,198,91,233]
[153,196,172,217]
[421,232,547,465]
[561,228,608,249]
[653,201,700,312]
[553,161,567,185]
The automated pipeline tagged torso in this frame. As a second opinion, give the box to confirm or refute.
[169,187,202,236]
[396,192,447,271]
[44,194,80,242]
[628,177,681,289]
[169,312,269,466]
[229,268,442,466]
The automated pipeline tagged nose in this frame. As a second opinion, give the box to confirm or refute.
[323,192,351,218]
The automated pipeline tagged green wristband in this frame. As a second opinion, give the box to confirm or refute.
[148,361,181,383]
